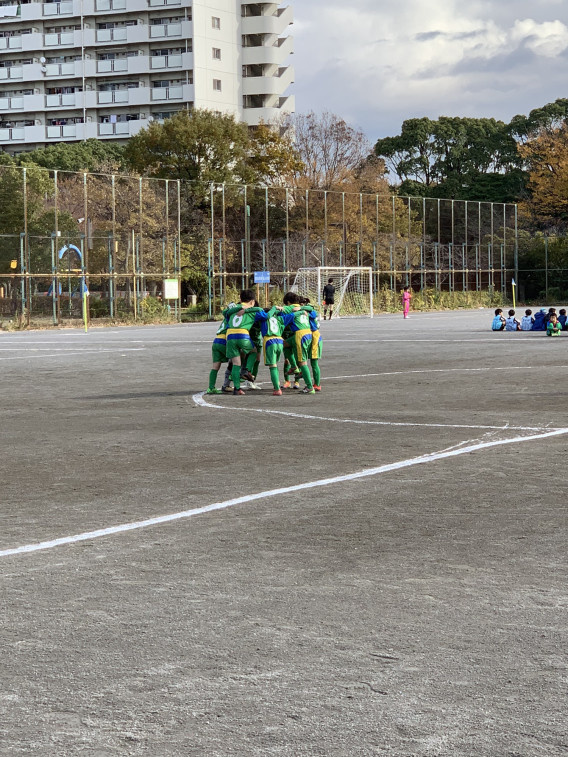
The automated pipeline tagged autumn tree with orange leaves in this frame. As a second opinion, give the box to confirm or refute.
[518,124,568,231]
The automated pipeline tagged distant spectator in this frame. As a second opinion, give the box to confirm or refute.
[547,313,562,337]
[505,309,521,331]
[491,308,506,331]
[559,308,568,330]
[520,309,534,331]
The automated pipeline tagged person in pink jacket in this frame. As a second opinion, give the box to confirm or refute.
[402,286,412,318]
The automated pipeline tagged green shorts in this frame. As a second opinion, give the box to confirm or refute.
[263,336,284,366]
[226,330,257,360]
[212,338,227,363]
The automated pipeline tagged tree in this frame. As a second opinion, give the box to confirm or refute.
[509,98,568,143]
[124,110,250,193]
[244,123,304,185]
[17,139,125,173]
[287,111,375,190]
[375,116,524,202]
[518,124,568,230]
[375,117,437,189]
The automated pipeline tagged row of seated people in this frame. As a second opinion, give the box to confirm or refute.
[492,307,568,334]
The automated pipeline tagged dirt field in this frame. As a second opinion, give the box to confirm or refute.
[1,311,567,756]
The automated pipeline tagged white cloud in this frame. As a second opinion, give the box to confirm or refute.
[291,0,568,140]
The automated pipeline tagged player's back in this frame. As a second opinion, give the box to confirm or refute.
[226,307,260,333]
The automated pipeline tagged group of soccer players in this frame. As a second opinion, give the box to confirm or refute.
[207,288,322,396]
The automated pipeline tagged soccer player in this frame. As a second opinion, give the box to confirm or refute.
[322,278,335,320]
[225,289,264,394]
[253,306,286,395]
[280,292,316,394]
[308,308,322,391]
[207,303,240,394]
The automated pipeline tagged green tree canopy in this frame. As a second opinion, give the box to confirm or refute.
[375,115,524,202]
[123,109,251,190]
[16,139,125,173]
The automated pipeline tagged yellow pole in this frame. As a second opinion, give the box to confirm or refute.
[512,278,516,309]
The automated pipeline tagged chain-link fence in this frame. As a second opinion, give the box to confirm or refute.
[9,165,568,324]
[0,165,182,325]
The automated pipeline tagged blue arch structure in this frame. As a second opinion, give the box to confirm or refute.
[58,244,88,296]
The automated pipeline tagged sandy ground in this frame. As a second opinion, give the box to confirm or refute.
[1,311,567,756]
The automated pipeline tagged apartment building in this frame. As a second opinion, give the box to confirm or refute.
[0,0,294,152]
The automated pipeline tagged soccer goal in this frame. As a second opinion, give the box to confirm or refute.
[291,267,374,318]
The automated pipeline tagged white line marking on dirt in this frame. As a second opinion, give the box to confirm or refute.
[327,338,552,343]
[0,348,145,361]
[322,366,568,380]
[2,427,567,559]
[193,392,556,432]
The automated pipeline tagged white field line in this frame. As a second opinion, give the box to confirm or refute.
[193,392,557,432]
[0,347,145,352]
[0,348,145,361]
[2,426,567,559]
[326,338,554,343]
[0,339,209,345]
[323,365,568,380]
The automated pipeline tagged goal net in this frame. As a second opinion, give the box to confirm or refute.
[291,267,374,318]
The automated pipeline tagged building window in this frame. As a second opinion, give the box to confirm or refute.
[213,79,222,92]
[211,16,221,30]
[212,47,221,60]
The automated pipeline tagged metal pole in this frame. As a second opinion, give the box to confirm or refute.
[51,234,57,325]
[218,238,224,303]
[514,204,519,291]
[545,235,549,301]
[475,243,480,291]
[108,232,114,319]
[208,238,213,319]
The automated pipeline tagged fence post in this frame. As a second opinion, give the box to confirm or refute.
[545,235,549,301]
[108,232,115,319]
[208,238,213,319]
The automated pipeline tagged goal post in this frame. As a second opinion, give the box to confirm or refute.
[291,267,374,318]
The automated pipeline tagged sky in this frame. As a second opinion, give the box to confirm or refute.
[292,0,568,145]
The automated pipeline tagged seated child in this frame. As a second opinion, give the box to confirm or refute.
[558,308,568,330]
[491,308,506,331]
[546,313,562,336]
[520,309,534,331]
[505,309,521,331]
[532,309,548,331]
[544,307,557,326]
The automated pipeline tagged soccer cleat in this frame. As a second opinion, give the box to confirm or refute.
[248,381,261,390]
[233,388,246,395]
[272,389,283,396]
[301,387,316,394]
[282,380,291,389]
[222,384,233,393]
[241,370,255,382]
[293,381,301,390]
[313,385,321,392]
[206,388,222,395]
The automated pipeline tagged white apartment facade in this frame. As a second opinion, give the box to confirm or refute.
[0,0,294,152]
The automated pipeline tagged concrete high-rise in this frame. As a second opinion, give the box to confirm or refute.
[0,0,294,152]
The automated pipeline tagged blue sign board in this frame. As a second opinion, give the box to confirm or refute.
[254,271,270,284]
